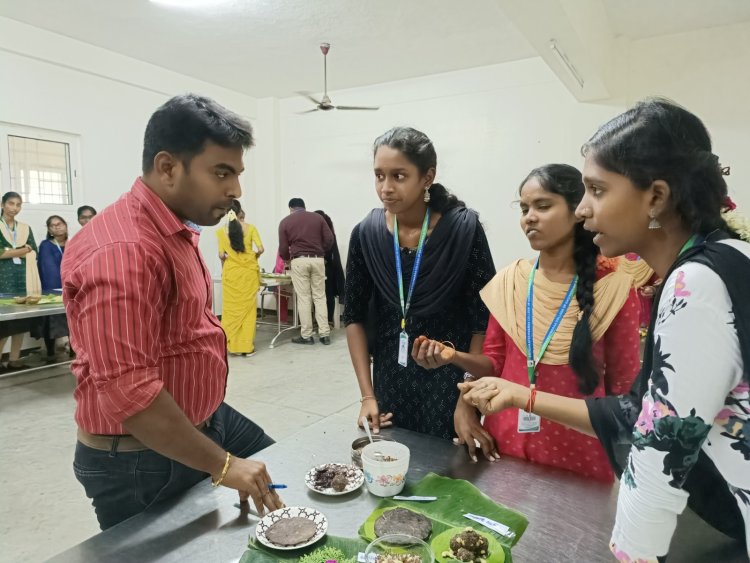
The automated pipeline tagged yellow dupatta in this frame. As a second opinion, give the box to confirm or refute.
[480,259,632,365]
[0,220,41,296]
[619,256,656,289]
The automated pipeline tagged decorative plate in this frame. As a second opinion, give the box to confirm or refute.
[304,463,364,496]
[255,506,328,550]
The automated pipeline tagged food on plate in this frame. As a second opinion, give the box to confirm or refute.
[264,516,318,547]
[374,508,432,540]
[331,473,349,492]
[312,463,360,492]
[441,528,490,562]
[374,554,423,563]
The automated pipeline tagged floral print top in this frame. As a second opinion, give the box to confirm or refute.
[610,239,750,562]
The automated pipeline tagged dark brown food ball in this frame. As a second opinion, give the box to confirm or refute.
[331,473,348,492]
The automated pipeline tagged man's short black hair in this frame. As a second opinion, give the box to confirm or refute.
[77,205,97,218]
[288,198,306,209]
[142,94,254,173]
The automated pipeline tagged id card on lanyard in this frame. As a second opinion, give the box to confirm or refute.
[2,217,22,265]
[521,259,578,432]
[394,209,430,367]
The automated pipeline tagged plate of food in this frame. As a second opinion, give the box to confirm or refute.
[431,527,505,563]
[375,508,433,541]
[255,506,328,550]
[305,463,364,495]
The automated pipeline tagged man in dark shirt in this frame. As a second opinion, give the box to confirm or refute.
[278,198,334,344]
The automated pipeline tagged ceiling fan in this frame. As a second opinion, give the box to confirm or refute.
[297,43,380,113]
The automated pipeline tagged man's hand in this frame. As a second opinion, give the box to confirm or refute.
[220,457,284,516]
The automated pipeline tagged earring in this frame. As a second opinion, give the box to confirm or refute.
[423,186,431,203]
[648,210,662,230]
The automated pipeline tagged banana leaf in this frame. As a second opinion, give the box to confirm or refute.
[241,534,368,563]
[358,473,528,561]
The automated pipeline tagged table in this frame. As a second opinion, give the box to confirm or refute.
[258,276,299,349]
[0,302,71,377]
[0,302,65,322]
[48,412,747,563]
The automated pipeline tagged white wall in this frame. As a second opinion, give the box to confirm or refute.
[268,58,625,270]
[626,21,750,210]
[3,14,748,300]
[0,16,258,282]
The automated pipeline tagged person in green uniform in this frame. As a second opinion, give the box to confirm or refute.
[0,191,41,370]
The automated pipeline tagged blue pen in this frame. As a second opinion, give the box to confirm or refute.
[268,483,287,490]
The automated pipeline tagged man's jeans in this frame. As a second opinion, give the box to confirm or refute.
[73,402,274,530]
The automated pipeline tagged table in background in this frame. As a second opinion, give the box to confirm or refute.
[258,275,299,348]
[0,302,71,378]
[47,413,747,563]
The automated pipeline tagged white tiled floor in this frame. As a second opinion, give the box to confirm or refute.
[0,325,361,562]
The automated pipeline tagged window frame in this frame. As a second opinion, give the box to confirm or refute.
[0,122,83,212]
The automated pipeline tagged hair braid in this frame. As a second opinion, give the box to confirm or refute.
[569,224,600,394]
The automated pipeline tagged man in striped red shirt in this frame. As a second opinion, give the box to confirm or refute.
[63,94,283,530]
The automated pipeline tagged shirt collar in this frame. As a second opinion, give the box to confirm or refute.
[130,177,193,239]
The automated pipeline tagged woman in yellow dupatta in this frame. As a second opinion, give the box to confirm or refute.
[0,191,42,370]
[217,200,264,356]
[412,165,640,481]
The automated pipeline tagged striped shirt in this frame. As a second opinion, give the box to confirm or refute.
[62,178,227,435]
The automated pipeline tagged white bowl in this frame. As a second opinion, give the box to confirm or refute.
[361,441,410,497]
[364,534,435,562]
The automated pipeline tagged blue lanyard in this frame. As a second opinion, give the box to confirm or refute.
[525,258,578,386]
[393,209,430,330]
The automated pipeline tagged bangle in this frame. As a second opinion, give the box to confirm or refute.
[360,395,377,403]
[524,386,537,413]
[211,452,232,487]
[442,341,456,362]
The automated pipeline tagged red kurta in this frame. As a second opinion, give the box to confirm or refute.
[482,284,641,482]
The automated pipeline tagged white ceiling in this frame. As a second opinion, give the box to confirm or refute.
[0,0,536,98]
[1,0,749,98]
[603,0,750,39]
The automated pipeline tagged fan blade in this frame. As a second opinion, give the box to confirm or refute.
[335,105,380,111]
[296,108,321,114]
[296,91,323,105]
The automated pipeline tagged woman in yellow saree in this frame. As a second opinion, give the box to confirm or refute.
[217,200,264,356]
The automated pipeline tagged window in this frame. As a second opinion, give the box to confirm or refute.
[0,124,80,208]
[8,136,72,205]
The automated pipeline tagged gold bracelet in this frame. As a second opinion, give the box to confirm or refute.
[360,395,377,403]
[211,452,232,487]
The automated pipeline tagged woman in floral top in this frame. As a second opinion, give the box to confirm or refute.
[460,99,749,562]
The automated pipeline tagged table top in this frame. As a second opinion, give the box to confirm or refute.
[0,303,66,321]
[212,276,292,288]
[48,412,747,563]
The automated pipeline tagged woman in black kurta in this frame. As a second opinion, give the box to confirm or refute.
[343,127,495,440]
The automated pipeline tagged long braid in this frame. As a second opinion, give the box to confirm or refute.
[569,224,600,394]
[227,200,245,253]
